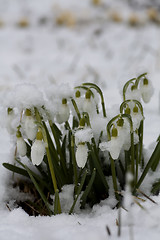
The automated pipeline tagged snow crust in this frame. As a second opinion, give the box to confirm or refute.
[0,0,160,239]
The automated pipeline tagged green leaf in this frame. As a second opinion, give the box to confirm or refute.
[69,170,88,214]
[80,168,96,208]
[136,140,160,191]
[3,163,29,178]
[24,164,53,216]
[151,179,160,195]
[88,141,109,193]
[54,189,61,215]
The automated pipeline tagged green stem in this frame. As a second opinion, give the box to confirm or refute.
[135,144,139,184]
[69,170,88,214]
[110,156,119,200]
[71,134,78,193]
[82,83,107,117]
[138,120,144,165]
[131,132,135,181]
[122,78,136,101]
[71,98,81,121]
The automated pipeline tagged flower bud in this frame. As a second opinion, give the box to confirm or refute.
[56,99,70,124]
[31,131,45,166]
[111,125,118,137]
[76,143,88,168]
[140,78,154,103]
[24,109,37,141]
[79,118,85,128]
[125,106,131,115]
[16,130,27,157]
[75,90,81,98]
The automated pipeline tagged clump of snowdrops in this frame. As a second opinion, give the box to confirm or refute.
[3,73,160,216]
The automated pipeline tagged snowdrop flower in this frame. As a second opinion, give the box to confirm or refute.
[100,126,123,160]
[16,130,27,157]
[131,105,143,131]
[76,143,88,168]
[24,109,37,141]
[75,90,83,112]
[56,98,70,124]
[117,118,131,151]
[74,118,91,168]
[31,130,45,166]
[82,90,96,115]
[140,78,154,103]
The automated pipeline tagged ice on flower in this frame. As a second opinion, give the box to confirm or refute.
[17,137,27,157]
[140,78,154,103]
[31,139,45,166]
[75,127,93,146]
[76,143,88,168]
[23,115,37,141]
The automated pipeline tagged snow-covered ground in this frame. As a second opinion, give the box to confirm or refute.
[0,0,160,239]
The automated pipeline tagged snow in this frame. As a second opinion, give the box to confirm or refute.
[0,0,160,239]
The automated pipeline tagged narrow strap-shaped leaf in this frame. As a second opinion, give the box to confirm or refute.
[3,163,29,178]
[15,159,53,193]
[151,179,160,195]
[49,122,68,179]
[72,116,79,129]
[71,98,81,120]
[110,156,119,200]
[80,168,96,208]
[54,189,61,215]
[69,170,88,214]
[24,165,53,216]
[88,142,109,193]
[135,140,160,190]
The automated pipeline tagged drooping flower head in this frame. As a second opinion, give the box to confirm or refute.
[23,109,37,141]
[56,98,70,124]
[31,130,45,166]
[140,77,154,103]
[83,90,96,115]
[16,129,27,157]
[76,143,88,168]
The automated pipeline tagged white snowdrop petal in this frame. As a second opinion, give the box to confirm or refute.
[76,144,88,168]
[109,138,121,159]
[103,137,122,160]
[17,137,27,157]
[82,99,96,115]
[56,104,70,124]
[31,140,45,166]
[131,112,143,131]
[140,83,154,103]
[24,116,37,141]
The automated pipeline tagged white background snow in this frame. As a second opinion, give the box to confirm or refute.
[0,0,160,239]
